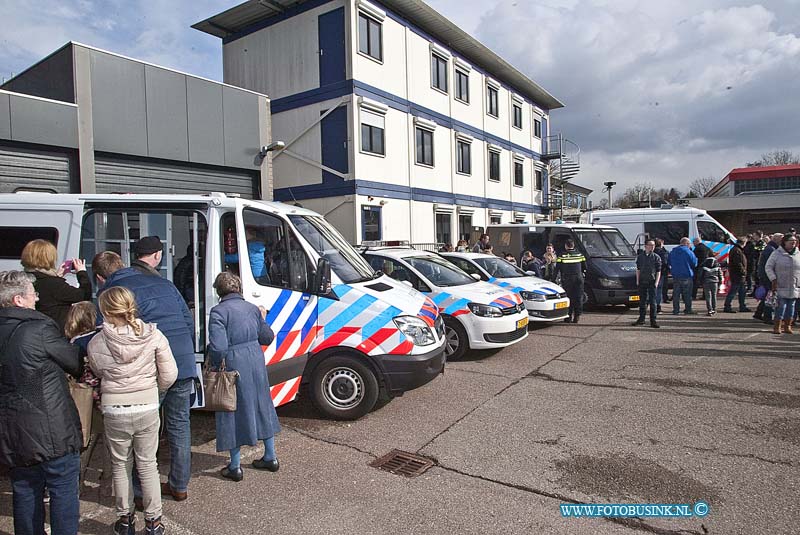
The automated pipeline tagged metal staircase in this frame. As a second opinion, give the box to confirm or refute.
[540,133,581,218]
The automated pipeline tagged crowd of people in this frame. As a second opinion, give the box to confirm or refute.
[631,231,800,332]
[0,238,280,535]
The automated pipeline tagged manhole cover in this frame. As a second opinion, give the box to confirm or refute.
[370,449,434,478]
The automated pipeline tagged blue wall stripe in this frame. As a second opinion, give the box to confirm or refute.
[324,294,378,337]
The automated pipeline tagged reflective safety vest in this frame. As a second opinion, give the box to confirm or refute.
[556,250,586,279]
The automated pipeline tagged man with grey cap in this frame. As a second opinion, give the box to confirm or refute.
[100,236,195,504]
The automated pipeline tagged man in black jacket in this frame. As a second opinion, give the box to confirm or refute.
[0,270,83,535]
[632,240,662,328]
[724,237,750,313]
[692,238,710,300]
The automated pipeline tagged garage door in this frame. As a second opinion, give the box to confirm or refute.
[0,145,73,193]
[95,157,257,198]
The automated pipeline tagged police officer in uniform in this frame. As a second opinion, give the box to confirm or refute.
[556,239,587,323]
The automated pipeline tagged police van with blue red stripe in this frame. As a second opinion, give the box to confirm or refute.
[363,247,529,361]
[0,193,446,419]
[441,252,571,322]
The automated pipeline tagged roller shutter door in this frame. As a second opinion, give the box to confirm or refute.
[95,157,257,198]
[0,146,73,193]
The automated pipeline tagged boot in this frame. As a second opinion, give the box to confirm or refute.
[773,320,783,334]
[784,320,794,334]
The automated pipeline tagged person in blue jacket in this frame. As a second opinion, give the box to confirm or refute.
[668,237,698,315]
[223,227,270,284]
[92,242,195,505]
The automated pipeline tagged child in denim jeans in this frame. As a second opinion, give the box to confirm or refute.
[700,251,722,315]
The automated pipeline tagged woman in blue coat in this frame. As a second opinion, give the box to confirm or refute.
[208,271,281,481]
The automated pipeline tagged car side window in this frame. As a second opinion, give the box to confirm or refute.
[367,255,430,292]
[451,258,483,278]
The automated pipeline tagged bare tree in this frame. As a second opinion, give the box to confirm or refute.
[688,176,717,197]
[746,150,800,167]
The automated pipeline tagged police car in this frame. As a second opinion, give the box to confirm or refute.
[363,247,529,360]
[441,252,570,322]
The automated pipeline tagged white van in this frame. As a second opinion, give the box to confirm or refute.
[0,193,446,420]
[581,206,736,262]
[363,247,529,361]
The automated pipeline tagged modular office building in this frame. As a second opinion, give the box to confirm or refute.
[195,0,566,245]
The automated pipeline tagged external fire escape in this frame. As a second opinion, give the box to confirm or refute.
[540,133,581,220]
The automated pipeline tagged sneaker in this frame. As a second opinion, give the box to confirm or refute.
[710,310,716,315]
[656,306,662,313]
[684,310,697,315]
[723,308,736,313]
[631,320,645,326]
[650,322,660,329]
[707,311,713,316]
[145,517,166,535]
[113,514,136,535]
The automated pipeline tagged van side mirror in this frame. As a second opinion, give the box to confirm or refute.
[311,258,334,297]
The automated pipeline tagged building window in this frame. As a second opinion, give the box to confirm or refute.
[533,118,542,138]
[513,104,523,129]
[435,213,452,246]
[487,86,499,117]
[362,206,382,241]
[416,127,434,166]
[455,70,469,103]
[488,149,501,182]
[456,140,471,175]
[431,53,448,93]
[490,215,502,225]
[514,160,524,187]
[358,13,382,62]
[535,169,543,191]
[360,109,385,156]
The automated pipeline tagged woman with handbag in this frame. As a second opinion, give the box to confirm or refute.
[87,287,177,535]
[208,271,279,482]
[0,270,83,535]
[765,234,800,334]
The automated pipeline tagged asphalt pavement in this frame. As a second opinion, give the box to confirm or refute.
[2,302,799,534]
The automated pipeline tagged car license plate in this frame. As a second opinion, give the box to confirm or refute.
[555,301,568,310]
[517,317,528,329]
[629,295,640,302]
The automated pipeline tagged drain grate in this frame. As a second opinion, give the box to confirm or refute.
[369,449,434,478]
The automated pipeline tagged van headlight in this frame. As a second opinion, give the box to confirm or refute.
[598,278,623,288]
[520,291,546,302]
[393,316,435,346]
[468,303,503,317]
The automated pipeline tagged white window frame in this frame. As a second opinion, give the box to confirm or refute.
[487,145,502,182]
[357,6,384,64]
[456,133,472,176]
[513,156,525,188]
[414,118,437,168]
[455,69,470,104]
[430,51,449,95]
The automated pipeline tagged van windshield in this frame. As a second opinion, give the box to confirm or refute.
[289,215,375,284]
[474,257,526,278]
[406,255,475,287]
[574,229,635,258]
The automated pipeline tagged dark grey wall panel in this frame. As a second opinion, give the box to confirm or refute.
[0,146,72,193]
[223,87,260,169]
[90,51,147,155]
[0,93,9,140]
[0,45,75,104]
[187,78,224,166]
[145,65,189,161]
[9,94,78,148]
[95,157,256,198]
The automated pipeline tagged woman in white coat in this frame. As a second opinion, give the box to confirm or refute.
[765,234,800,334]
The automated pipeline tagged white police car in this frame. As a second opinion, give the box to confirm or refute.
[442,252,570,322]
[363,248,529,360]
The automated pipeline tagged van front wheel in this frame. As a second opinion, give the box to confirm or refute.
[310,356,379,420]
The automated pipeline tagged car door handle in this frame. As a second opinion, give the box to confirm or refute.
[252,291,262,298]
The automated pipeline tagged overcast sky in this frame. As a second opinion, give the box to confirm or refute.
[2,0,798,203]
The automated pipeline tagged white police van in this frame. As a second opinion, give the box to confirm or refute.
[362,247,528,361]
[0,192,445,419]
[441,252,570,322]
[581,206,736,262]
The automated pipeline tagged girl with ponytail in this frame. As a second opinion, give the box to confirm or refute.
[87,286,178,535]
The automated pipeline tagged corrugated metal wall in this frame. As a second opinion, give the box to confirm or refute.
[0,146,73,193]
[94,157,257,198]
